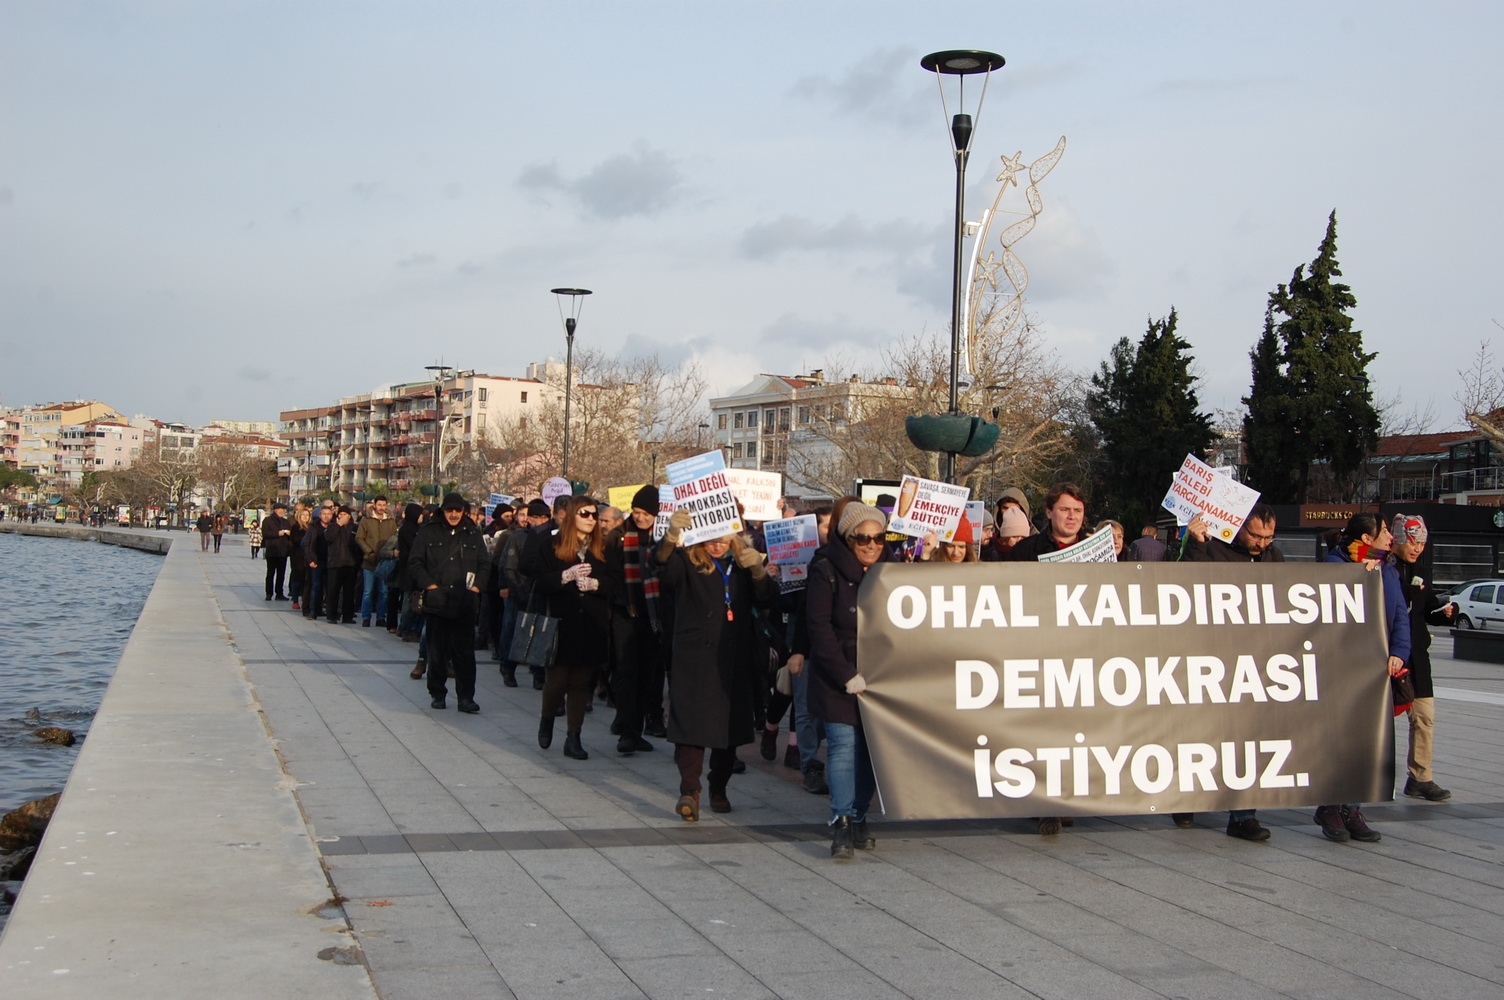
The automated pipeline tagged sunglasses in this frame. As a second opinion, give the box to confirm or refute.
[850,533,884,546]
[577,510,598,519]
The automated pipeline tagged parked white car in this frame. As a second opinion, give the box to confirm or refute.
[1451,579,1504,630]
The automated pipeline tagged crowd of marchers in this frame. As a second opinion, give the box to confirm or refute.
[248,480,1454,861]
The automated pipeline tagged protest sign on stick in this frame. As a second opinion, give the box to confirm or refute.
[764,514,819,592]
[887,475,970,542]
[665,451,742,546]
[727,469,783,522]
[1161,454,1261,542]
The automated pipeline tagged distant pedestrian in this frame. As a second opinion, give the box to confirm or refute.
[247,520,263,559]
[196,511,213,551]
[212,512,227,553]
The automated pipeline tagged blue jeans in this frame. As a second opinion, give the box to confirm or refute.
[305,567,326,616]
[824,722,875,824]
[360,568,387,622]
[791,667,824,771]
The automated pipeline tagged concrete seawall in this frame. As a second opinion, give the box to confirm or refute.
[0,529,375,997]
[0,521,174,555]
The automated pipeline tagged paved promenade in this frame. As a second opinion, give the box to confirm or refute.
[5,531,1504,998]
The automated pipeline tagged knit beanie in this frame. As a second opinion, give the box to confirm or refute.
[1390,514,1427,546]
[631,484,661,515]
[998,507,1030,539]
[526,499,552,519]
[838,502,887,538]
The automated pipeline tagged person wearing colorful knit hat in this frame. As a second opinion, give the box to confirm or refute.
[1388,514,1456,802]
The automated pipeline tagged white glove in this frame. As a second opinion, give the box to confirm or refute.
[577,576,600,592]
[845,674,867,695]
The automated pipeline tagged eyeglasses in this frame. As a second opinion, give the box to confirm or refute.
[850,533,884,546]
[577,510,598,519]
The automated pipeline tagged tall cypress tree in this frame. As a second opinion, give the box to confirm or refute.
[1243,211,1378,503]
[1087,308,1214,523]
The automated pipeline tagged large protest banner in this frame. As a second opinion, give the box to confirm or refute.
[856,562,1392,819]
[665,452,742,545]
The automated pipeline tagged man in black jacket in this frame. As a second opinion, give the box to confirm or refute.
[1006,483,1088,562]
[260,501,293,601]
[1178,503,1282,841]
[1182,505,1283,563]
[603,486,664,754]
[409,493,491,713]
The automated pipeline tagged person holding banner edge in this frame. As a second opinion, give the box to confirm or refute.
[1181,504,1284,840]
[1388,514,1454,802]
[654,509,775,821]
[1315,513,1411,844]
[1005,483,1088,836]
[807,501,895,859]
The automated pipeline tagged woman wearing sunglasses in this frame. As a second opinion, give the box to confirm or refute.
[655,509,775,821]
[806,501,894,859]
[535,495,611,760]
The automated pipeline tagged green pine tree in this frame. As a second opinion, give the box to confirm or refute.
[1243,211,1378,503]
[1087,308,1214,524]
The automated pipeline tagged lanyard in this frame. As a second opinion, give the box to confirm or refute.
[714,556,734,621]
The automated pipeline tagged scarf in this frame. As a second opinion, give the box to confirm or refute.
[622,529,661,633]
[1342,538,1386,564]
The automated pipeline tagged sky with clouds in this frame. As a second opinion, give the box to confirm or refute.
[2,1,1498,433]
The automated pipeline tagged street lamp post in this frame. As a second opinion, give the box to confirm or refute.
[551,288,592,479]
[424,364,453,493]
[921,49,1005,484]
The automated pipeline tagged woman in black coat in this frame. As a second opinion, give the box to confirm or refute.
[534,495,611,760]
[655,509,775,821]
[394,502,424,640]
[807,501,894,859]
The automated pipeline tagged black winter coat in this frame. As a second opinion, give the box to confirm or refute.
[260,513,294,559]
[535,543,611,669]
[408,518,491,616]
[806,539,892,727]
[656,547,774,749]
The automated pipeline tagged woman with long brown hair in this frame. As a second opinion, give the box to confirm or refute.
[534,495,611,760]
[655,511,775,820]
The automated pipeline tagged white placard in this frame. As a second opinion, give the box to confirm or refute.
[1038,526,1120,563]
[1160,454,1261,542]
[541,477,572,506]
[887,474,970,542]
[726,469,783,522]
[764,514,819,593]
[665,451,743,546]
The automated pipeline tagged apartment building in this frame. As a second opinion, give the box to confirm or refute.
[708,370,911,488]
[13,401,126,484]
[57,421,145,484]
[278,364,587,497]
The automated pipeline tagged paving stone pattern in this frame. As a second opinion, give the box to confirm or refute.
[207,540,1504,1000]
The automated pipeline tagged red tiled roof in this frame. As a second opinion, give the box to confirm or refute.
[1374,431,1471,456]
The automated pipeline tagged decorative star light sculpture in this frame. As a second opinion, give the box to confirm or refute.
[957,137,1067,384]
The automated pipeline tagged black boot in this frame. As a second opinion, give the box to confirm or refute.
[852,819,876,851]
[830,816,855,860]
[501,665,518,688]
[538,715,554,750]
[563,732,588,760]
